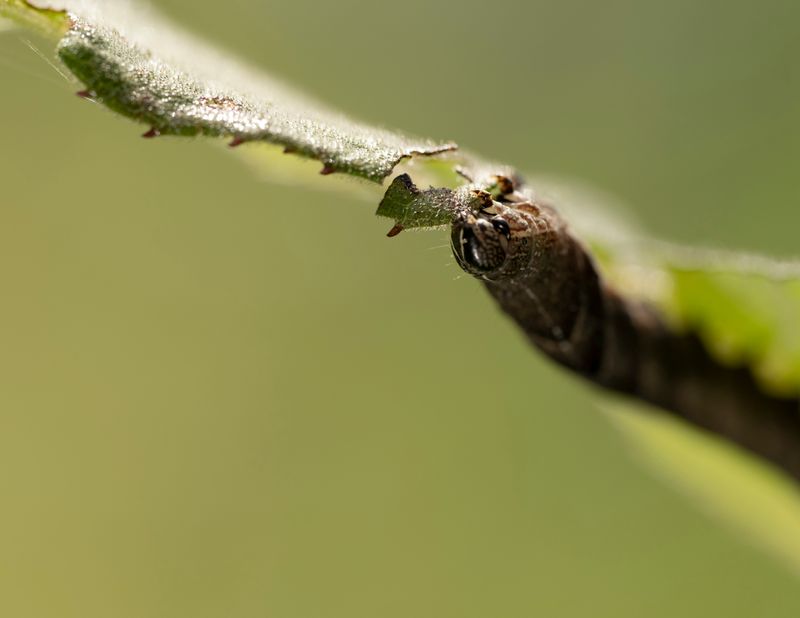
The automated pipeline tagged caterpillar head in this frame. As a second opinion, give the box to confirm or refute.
[451,202,533,279]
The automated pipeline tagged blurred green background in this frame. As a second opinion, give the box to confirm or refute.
[1,0,799,616]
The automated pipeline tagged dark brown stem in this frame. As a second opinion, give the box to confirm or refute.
[453,198,800,480]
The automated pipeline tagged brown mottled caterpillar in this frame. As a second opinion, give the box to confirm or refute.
[450,179,800,480]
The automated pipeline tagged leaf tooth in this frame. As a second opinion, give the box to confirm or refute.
[386,224,404,238]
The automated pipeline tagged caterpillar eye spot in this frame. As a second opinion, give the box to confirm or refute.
[451,215,510,275]
[491,218,511,238]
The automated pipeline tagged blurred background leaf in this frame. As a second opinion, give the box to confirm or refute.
[605,400,800,578]
[1,1,800,617]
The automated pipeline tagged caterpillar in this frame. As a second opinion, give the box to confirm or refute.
[449,178,800,479]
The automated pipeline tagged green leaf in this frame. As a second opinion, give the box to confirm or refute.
[1,0,455,183]
[376,174,473,231]
[669,266,800,395]
[56,16,454,182]
[2,1,799,394]
[592,235,800,395]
